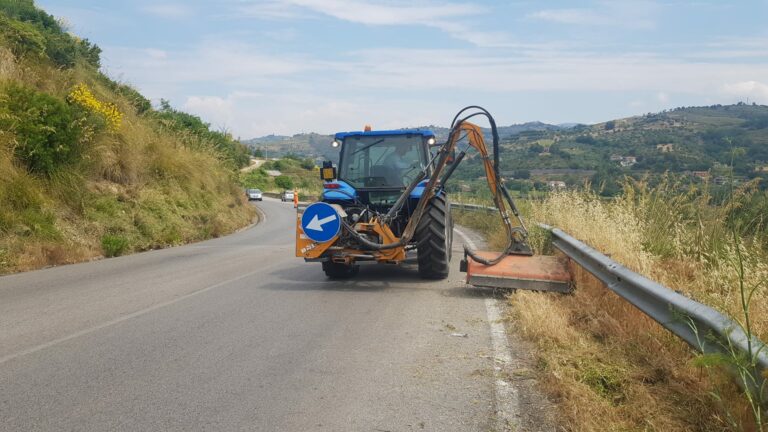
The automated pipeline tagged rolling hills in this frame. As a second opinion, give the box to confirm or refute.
[246,104,768,196]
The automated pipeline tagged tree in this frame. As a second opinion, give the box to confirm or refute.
[275,175,294,190]
[513,169,531,179]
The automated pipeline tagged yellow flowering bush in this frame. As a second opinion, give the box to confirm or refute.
[67,83,122,131]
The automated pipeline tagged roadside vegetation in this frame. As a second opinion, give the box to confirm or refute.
[240,155,322,197]
[0,0,254,274]
[454,178,768,431]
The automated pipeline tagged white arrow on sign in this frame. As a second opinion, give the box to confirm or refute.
[306,214,337,231]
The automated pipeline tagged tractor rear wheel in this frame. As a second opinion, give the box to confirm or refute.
[322,261,359,279]
[415,194,453,279]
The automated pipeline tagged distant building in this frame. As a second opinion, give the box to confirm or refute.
[692,171,710,181]
[620,156,637,167]
[656,143,674,153]
[610,155,637,167]
[547,181,566,190]
[714,176,743,185]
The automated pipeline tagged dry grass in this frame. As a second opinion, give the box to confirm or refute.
[0,53,254,275]
[524,187,768,431]
[456,182,767,431]
[531,187,768,342]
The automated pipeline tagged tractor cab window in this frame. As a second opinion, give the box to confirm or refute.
[339,135,427,188]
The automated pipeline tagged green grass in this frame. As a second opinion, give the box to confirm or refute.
[0,1,255,273]
[240,156,322,196]
[101,234,128,257]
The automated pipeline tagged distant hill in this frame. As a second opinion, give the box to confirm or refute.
[243,121,565,162]
[494,103,768,174]
[245,105,768,189]
[448,103,768,195]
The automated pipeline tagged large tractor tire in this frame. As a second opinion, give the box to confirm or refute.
[415,194,453,279]
[322,261,359,279]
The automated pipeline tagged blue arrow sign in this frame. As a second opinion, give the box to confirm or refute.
[301,202,341,243]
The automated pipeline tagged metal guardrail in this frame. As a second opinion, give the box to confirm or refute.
[452,202,497,212]
[540,224,767,401]
[454,201,766,398]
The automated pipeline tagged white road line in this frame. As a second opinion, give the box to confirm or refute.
[0,267,271,366]
[454,226,519,431]
[453,226,477,250]
[485,298,520,431]
[253,202,268,224]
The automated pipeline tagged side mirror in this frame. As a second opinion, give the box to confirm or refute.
[320,161,337,181]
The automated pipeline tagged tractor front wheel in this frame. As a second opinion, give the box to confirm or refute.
[415,194,453,279]
[322,261,359,279]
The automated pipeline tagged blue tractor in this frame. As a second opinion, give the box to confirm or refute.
[295,107,568,292]
[296,128,453,279]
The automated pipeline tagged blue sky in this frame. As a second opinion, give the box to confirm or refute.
[41,0,768,138]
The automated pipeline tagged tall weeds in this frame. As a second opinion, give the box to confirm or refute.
[458,177,768,430]
[0,26,254,273]
[525,180,768,430]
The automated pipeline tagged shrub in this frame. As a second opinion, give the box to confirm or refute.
[274,175,293,190]
[96,73,151,114]
[0,0,101,68]
[68,83,123,131]
[300,157,316,170]
[101,234,128,257]
[241,168,269,190]
[152,101,250,168]
[0,82,82,176]
[0,14,45,57]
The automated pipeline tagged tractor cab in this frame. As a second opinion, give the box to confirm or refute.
[323,130,436,211]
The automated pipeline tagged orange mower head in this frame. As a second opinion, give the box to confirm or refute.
[461,251,572,293]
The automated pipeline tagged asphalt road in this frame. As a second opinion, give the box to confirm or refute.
[0,198,508,431]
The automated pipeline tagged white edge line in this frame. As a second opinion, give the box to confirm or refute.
[454,226,519,431]
[453,227,477,250]
[485,297,520,431]
[0,266,269,366]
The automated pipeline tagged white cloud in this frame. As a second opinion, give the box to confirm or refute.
[282,0,484,25]
[721,81,768,104]
[102,37,768,136]
[529,8,610,26]
[529,1,659,30]
[104,39,317,88]
[144,48,168,60]
[182,92,448,137]
[238,0,502,47]
[142,3,193,19]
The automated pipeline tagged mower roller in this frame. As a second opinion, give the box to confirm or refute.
[295,105,571,291]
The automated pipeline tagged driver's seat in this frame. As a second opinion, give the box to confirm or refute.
[372,165,399,187]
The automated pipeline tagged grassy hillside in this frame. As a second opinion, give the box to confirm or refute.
[245,104,768,200]
[240,156,322,197]
[453,103,768,196]
[0,0,254,274]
